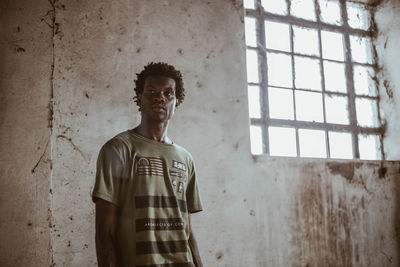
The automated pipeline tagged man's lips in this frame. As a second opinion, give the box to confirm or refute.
[151,105,166,111]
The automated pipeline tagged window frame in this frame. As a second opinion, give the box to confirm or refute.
[245,0,385,160]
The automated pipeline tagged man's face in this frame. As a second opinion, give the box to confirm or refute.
[138,75,178,123]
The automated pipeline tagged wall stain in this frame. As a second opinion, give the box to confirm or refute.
[327,162,355,182]
[383,80,394,98]
[233,142,239,150]
[14,45,25,53]
[378,162,387,178]
[327,162,371,193]
[57,135,88,161]
[290,164,361,266]
[31,139,50,174]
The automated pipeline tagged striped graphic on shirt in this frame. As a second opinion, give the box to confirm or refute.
[136,263,195,267]
[136,218,184,232]
[136,240,188,255]
[137,157,164,176]
[135,196,188,213]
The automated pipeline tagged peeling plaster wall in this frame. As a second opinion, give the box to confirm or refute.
[1,0,400,266]
[0,0,53,266]
[374,0,400,160]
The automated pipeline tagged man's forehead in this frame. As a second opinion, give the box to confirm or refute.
[144,75,176,88]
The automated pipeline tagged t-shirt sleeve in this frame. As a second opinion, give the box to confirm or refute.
[92,140,125,206]
[186,161,203,213]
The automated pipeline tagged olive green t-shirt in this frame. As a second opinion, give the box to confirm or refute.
[92,130,203,267]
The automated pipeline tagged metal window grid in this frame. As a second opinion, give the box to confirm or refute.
[245,0,385,159]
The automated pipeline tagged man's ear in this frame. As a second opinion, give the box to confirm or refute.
[137,93,142,105]
[175,99,181,108]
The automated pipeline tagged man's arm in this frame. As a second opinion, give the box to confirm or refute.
[188,214,203,267]
[95,198,118,267]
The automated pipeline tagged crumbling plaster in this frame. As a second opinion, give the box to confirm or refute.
[0,0,399,266]
[373,0,400,160]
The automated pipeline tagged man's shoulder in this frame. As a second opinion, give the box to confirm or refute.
[101,130,134,151]
[171,142,195,163]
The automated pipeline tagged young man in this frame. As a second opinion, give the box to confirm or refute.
[92,62,203,267]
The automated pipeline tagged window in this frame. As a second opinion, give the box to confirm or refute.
[244,0,384,160]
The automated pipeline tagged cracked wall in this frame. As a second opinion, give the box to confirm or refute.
[0,0,53,266]
[374,0,400,160]
[1,0,400,266]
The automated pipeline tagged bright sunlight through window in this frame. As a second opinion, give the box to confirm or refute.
[244,0,384,160]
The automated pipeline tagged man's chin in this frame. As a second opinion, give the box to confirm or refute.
[149,115,168,123]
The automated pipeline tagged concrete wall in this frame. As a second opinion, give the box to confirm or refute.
[0,0,52,266]
[374,0,400,160]
[1,0,399,266]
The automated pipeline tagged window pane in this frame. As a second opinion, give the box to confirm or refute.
[293,26,319,56]
[321,31,344,61]
[325,94,349,125]
[359,134,381,160]
[299,129,327,158]
[261,0,288,15]
[245,17,257,47]
[353,65,377,96]
[294,56,322,90]
[324,61,347,93]
[267,52,293,87]
[265,21,291,52]
[350,36,373,64]
[269,127,297,156]
[295,91,324,122]
[291,0,316,21]
[347,2,370,30]
[248,85,261,118]
[268,87,294,120]
[244,0,255,9]
[328,131,353,159]
[355,98,379,127]
[319,0,342,25]
[250,125,263,155]
[246,50,259,83]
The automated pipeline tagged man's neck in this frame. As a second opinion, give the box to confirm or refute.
[133,122,172,144]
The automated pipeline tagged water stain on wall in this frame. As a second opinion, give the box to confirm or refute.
[289,164,366,266]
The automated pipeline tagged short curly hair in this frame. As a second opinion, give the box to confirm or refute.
[134,62,185,108]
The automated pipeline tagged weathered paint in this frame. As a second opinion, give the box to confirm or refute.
[0,0,399,266]
[0,0,53,266]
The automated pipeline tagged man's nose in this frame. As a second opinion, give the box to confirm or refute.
[153,91,166,102]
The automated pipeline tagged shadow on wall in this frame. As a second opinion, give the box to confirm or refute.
[395,170,400,263]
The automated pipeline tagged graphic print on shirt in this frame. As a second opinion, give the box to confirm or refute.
[170,161,187,194]
[172,160,186,171]
[137,156,164,176]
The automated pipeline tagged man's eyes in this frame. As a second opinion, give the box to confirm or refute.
[145,90,174,97]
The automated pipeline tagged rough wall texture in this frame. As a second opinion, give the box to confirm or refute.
[374,0,400,160]
[0,0,399,266]
[0,0,53,266]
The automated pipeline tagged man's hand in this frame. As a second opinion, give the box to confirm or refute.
[95,198,118,267]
